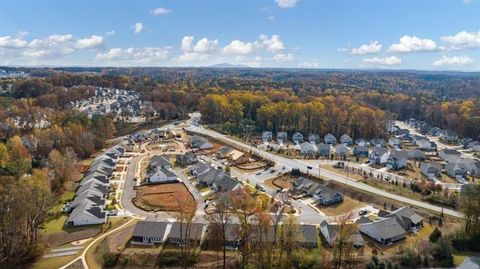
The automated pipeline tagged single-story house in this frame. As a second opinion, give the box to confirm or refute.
[445,162,468,181]
[131,221,172,245]
[340,134,353,145]
[297,224,319,248]
[464,159,480,178]
[394,128,409,137]
[65,202,106,226]
[150,155,171,169]
[353,146,369,158]
[211,176,243,193]
[419,140,437,152]
[216,146,234,159]
[386,206,424,232]
[168,222,207,245]
[292,132,304,144]
[199,142,214,150]
[293,177,320,196]
[190,135,208,148]
[176,153,199,166]
[386,150,409,170]
[335,144,350,157]
[358,217,406,245]
[205,223,242,249]
[197,168,226,187]
[324,133,337,145]
[320,220,365,248]
[388,137,401,148]
[420,162,442,179]
[369,147,389,165]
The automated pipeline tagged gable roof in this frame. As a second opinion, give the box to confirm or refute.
[359,217,405,240]
[133,221,171,239]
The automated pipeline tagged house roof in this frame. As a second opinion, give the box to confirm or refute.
[213,176,241,192]
[313,184,343,201]
[340,134,352,142]
[169,222,206,240]
[133,221,171,239]
[360,217,405,240]
[317,144,331,151]
[386,206,424,229]
[298,224,318,244]
[370,147,388,156]
[150,155,171,168]
[388,150,409,161]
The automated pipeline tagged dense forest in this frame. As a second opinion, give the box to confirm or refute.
[0,67,479,266]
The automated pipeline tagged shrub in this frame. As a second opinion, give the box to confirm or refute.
[429,227,442,242]
[102,252,119,267]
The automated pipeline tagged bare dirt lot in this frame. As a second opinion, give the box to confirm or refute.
[133,183,196,212]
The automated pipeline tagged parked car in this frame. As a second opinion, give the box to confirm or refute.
[307,166,313,170]
[107,210,117,216]
[333,162,345,169]
[270,169,276,174]
[256,171,262,175]
[359,209,368,216]
[255,184,266,192]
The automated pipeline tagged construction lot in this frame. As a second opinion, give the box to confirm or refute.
[133,183,196,212]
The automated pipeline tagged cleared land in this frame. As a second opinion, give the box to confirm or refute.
[316,196,366,216]
[133,183,196,212]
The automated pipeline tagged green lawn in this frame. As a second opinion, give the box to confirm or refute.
[32,255,79,269]
[41,215,68,234]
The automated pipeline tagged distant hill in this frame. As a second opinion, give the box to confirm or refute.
[209,63,249,68]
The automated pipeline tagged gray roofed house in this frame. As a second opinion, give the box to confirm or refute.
[308,134,320,144]
[353,146,369,158]
[293,177,320,196]
[317,144,332,157]
[77,181,108,198]
[197,168,226,186]
[312,184,344,205]
[205,223,242,249]
[176,152,199,166]
[394,128,409,137]
[340,134,353,145]
[358,217,406,245]
[292,132,304,144]
[355,138,370,147]
[148,167,178,184]
[324,133,337,145]
[299,142,316,156]
[69,191,105,210]
[385,206,424,232]
[386,150,409,170]
[277,132,288,144]
[131,221,172,245]
[439,149,461,161]
[297,224,319,248]
[262,131,273,143]
[216,146,233,159]
[419,140,437,152]
[150,155,171,169]
[211,176,243,193]
[189,162,211,176]
[320,220,364,248]
[408,149,426,161]
[200,142,214,150]
[370,138,386,148]
[420,162,442,179]
[463,158,480,178]
[445,161,468,182]
[369,147,389,165]
[335,144,350,157]
[388,137,401,148]
[190,135,208,148]
[66,202,106,226]
[168,222,206,245]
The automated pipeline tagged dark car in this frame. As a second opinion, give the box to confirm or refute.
[255,184,266,192]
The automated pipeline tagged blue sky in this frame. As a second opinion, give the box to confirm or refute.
[0,0,479,70]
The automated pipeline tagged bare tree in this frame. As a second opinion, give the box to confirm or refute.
[206,197,233,269]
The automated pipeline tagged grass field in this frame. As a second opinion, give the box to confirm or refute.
[133,183,196,212]
[32,254,80,269]
[317,196,366,216]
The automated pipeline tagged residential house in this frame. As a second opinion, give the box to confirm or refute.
[131,221,172,245]
[386,150,409,170]
[262,131,273,143]
[394,128,409,137]
[293,177,320,196]
[299,142,316,157]
[65,202,106,226]
[176,153,199,166]
[190,135,208,148]
[370,138,386,148]
[353,146,369,158]
[189,162,211,176]
[419,140,437,152]
[340,134,353,145]
[427,127,443,137]
[317,144,332,157]
[320,220,364,248]
[150,155,171,169]
[308,134,320,144]
[292,132,304,144]
[408,149,426,161]
[216,146,234,159]
[358,217,406,245]
[386,121,398,133]
[388,137,401,148]
[312,185,344,205]
[199,142,214,150]
[297,224,319,248]
[445,162,468,181]
[211,176,243,193]
[420,162,442,180]
[355,138,370,147]
[441,130,459,143]
[196,168,226,187]
[277,132,288,145]
[168,222,206,245]
[463,158,480,178]
[324,133,337,145]
[439,149,461,161]
[369,147,389,165]
[335,144,350,158]
[148,167,178,184]
[386,206,424,232]
[205,224,241,249]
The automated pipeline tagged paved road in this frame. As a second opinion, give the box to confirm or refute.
[186,124,463,218]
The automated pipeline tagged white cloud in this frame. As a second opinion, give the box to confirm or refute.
[175,52,210,63]
[223,40,260,55]
[181,36,194,52]
[441,30,480,49]
[273,53,294,62]
[389,35,437,52]
[106,30,115,36]
[238,56,262,67]
[351,41,382,55]
[362,56,402,66]
[433,55,473,66]
[0,36,28,48]
[151,7,172,15]
[298,61,319,68]
[75,35,104,49]
[134,22,143,34]
[268,16,275,20]
[192,37,218,53]
[259,34,285,53]
[275,0,300,8]
[96,47,170,65]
